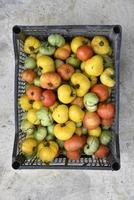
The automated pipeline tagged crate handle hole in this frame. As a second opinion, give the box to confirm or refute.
[113,25,120,34]
[12,161,20,169]
[112,162,120,171]
[13,26,21,34]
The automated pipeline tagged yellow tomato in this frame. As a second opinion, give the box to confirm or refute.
[27,109,40,125]
[37,55,55,73]
[88,126,101,137]
[33,100,43,110]
[38,141,59,162]
[21,138,38,156]
[69,105,85,123]
[54,120,76,141]
[19,94,32,111]
[24,36,41,54]
[52,104,69,123]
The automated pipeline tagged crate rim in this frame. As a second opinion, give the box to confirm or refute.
[12,24,122,170]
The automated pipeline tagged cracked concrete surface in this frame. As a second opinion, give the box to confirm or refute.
[0,0,134,199]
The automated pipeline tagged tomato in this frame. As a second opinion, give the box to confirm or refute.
[41,90,56,107]
[66,150,80,160]
[101,118,113,126]
[54,44,71,60]
[64,135,87,151]
[91,84,109,102]
[83,112,101,130]
[77,45,94,61]
[26,86,42,101]
[95,145,109,158]
[21,69,36,84]
[97,103,115,119]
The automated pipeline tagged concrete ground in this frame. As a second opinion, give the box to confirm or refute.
[0,0,134,199]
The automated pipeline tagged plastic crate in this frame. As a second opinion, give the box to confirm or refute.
[12,25,121,170]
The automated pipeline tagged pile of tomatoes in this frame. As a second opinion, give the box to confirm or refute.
[19,33,115,163]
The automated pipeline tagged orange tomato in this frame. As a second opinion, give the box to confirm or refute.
[95,145,109,158]
[77,45,94,61]
[54,44,71,60]
[21,69,36,84]
[66,150,80,160]
[97,103,115,119]
[91,84,109,102]
[64,135,87,151]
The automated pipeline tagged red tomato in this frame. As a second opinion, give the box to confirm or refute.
[95,145,109,158]
[97,103,115,119]
[21,69,36,84]
[66,150,80,160]
[77,45,94,61]
[41,90,56,107]
[101,118,113,126]
[83,112,101,130]
[91,84,109,102]
[64,135,87,151]
[26,85,42,101]
[57,64,75,80]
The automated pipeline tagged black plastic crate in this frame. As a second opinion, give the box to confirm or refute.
[12,25,121,170]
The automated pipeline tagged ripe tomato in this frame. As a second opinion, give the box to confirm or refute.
[77,45,94,61]
[101,118,113,126]
[41,90,56,107]
[21,69,36,84]
[97,103,115,119]
[66,150,80,160]
[83,112,101,130]
[55,44,71,60]
[26,86,42,101]
[64,135,87,151]
[91,84,109,102]
[95,145,109,158]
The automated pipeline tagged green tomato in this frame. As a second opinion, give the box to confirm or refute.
[82,127,88,135]
[84,144,94,155]
[66,55,81,68]
[57,139,64,149]
[84,136,99,155]
[37,108,53,126]
[48,34,65,47]
[84,92,99,107]
[46,134,55,141]
[34,77,40,87]
[24,57,36,69]
[39,42,55,56]
[36,107,48,117]
[100,130,112,145]
[76,122,82,128]
[55,59,64,68]
[21,119,34,133]
[47,124,55,135]
[34,127,47,141]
